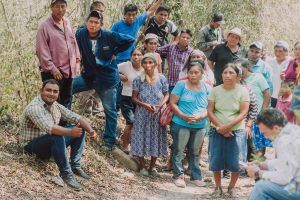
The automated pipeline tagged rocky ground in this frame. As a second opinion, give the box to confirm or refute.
[0,115,273,200]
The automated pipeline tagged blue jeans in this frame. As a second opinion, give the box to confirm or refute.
[248,180,300,200]
[171,122,205,180]
[72,75,118,148]
[24,127,86,178]
[235,129,247,173]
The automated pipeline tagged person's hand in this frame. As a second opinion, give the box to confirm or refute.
[216,125,230,135]
[180,114,195,123]
[76,63,81,76]
[153,105,163,114]
[223,131,234,138]
[246,126,252,139]
[243,165,260,178]
[211,40,219,47]
[70,127,83,137]
[120,74,128,82]
[52,70,63,80]
[144,103,155,113]
[88,130,97,141]
[280,72,286,80]
[186,115,204,124]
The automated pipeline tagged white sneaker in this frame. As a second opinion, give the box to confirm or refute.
[174,175,186,188]
[139,168,149,177]
[190,179,206,187]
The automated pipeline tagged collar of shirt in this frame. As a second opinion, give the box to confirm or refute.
[88,29,102,40]
[224,42,242,54]
[153,17,167,28]
[37,95,56,112]
[51,16,65,27]
[207,24,216,32]
[252,59,266,69]
[275,123,299,142]
[176,44,191,51]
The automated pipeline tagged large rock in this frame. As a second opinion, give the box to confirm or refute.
[111,148,139,172]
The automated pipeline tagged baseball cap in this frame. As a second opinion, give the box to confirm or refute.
[51,0,67,5]
[88,10,103,21]
[250,41,263,50]
[213,12,225,24]
[274,40,289,51]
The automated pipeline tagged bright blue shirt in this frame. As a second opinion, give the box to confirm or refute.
[171,80,209,128]
[111,12,147,63]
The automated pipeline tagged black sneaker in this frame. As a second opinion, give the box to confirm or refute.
[73,168,91,180]
[62,176,84,191]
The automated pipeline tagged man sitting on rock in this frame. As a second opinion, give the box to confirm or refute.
[19,79,97,191]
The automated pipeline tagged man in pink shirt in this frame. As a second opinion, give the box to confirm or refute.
[36,0,80,109]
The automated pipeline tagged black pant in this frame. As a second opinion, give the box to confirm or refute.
[271,97,277,108]
[247,137,256,161]
[41,72,73,109]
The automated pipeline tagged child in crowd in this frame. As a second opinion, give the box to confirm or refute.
[118,48,144,153]
[276,82,294,122]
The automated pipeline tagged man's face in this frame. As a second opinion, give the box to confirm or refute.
[248,47,262,62]
[258,123,278,140]
[124,11,137,25]
[51,2,67,20]
[40,83,59,105]
[211,21,221,29]
[154,11,169,25]
[86,17,102,35]
[227,33,240,47]
[274,47,286,61]
[178,33,191,48]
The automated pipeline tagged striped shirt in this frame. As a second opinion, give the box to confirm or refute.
[156,44,193,86]
[19,96,81,147]
[245,86,258,122]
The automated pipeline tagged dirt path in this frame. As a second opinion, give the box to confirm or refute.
[118,139,256,200]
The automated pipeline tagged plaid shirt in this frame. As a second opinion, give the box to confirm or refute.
[19,96,81,147]
[157,44,193,86]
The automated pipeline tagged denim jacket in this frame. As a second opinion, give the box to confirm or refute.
[76,28,135,87]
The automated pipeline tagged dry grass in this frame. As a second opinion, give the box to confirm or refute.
[0,117,257,200]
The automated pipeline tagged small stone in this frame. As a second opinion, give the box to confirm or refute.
[122,172,135,179]
[51,175,64,187]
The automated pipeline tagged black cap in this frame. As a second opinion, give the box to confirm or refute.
[51,0,67,5]
[88,10,103,21]
[213,12,225,24]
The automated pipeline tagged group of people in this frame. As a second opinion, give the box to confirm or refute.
[18,0,300,199]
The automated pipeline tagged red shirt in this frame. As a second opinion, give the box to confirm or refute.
[284,59,298,82]
[36,16,80,78]
[276,94,294,122]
